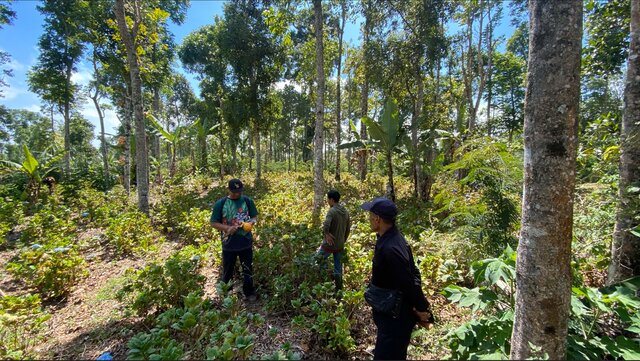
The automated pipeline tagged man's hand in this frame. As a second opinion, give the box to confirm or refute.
[414,308,434,329]
[227,224,240,235]
[325,233,335,246]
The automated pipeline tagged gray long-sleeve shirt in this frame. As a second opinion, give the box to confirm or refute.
[321,203,351,252]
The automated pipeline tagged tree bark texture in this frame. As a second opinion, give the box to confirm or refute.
[335,2,346,182]
[312,0,325,221]
[609,0,640,284]
[509,1,582,359]
[115,0,150,214]
[358,0,370,181]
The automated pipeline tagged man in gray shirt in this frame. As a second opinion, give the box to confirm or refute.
[316,190,351,290]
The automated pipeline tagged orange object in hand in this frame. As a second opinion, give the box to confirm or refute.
[242,222,253,232]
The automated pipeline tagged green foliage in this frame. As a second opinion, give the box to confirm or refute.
[127,289,263,360]
[0,294,51,360]
[175,208,217,245]
[0,196,22,242]
[444,247,640,360]
[290,282,356,354]
[6,240,87,299]
[151,182,202,232]
[434,139,522,256]
[117,252,206,317]
[105,211,159,256]
[20,204,76,245]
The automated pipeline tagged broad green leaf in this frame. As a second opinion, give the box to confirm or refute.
[146,113,174,142]
[380,98,400,147]
[570,295,589,317]
[349,119,360,139]
[22,144,39,175]
[338,140,365,150]
[362,116,387,147]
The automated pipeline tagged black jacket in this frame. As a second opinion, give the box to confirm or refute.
[371,225,430,312]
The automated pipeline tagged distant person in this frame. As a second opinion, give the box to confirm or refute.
[211,178,259,302]
[361,197,434,360]
[316,190,351,290]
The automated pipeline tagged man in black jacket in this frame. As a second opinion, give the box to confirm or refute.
[361,197,434,360]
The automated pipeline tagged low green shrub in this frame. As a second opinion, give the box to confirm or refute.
[127,289,264,360]
[6,241,87,299]
[0,294,51,360]
[105,211,159,256]
[443,247,640,360]
[117,252,206,317]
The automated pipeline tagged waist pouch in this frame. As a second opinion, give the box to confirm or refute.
[364,283,404,318]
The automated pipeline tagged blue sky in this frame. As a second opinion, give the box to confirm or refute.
[0,1,364,141]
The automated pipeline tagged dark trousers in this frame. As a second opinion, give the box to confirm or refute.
[372,307,416,360]
[222,248,255,297]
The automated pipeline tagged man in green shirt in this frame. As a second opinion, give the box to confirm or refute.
[316,190,351,290]
[211,179,259,301]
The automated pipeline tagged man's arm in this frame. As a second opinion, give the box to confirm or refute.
[322,208,335,245]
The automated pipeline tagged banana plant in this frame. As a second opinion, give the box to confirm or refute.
[0,144,60,203]
[146,113,182,178]
[340,98,407,201]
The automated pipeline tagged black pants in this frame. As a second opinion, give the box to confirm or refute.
[372,307,416,360]
[222,248,255,297]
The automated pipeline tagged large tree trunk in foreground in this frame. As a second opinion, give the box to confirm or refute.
[609,0,640,285]
[312,0,325,223]
[509,1,582,359]
[115,0,150,214]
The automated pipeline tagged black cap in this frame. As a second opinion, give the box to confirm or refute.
[228,179,244,193]
[360,197,398,220]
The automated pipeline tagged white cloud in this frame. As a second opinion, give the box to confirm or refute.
[273,79,302,92]
[71,67,92,85]
[2,85,26,100]
[4,57,26,72]
[25,104,43,113]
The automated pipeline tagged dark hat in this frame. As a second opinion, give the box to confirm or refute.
[360,197,398,220]
[228,179,244,193]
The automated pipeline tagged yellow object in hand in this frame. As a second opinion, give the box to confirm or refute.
[242,222,253,232]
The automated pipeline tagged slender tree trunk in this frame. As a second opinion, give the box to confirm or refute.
[609,0,640,284]
[123,95,132,196]
[153,88,162,184]
[486,2,494,137]
[90,56,109,184]
[413,70,424,198]
[64,61,72,176]
[335,5,345,181]
[359,0,370,181]
[312,0,326,222]
[386,151,395,202]
[115,0,150,214]
[471,1,486,132]
[255,121,262,180]
[510,1,582,359]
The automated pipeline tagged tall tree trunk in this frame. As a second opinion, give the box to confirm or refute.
[335,3,345,181]
[90,56,109,184]
[358,0,370,181]
[312,0,326,222]
[386,150,395,202]
[123,95,132,196]
[412,70,424,198]
[486,1,494,137]
[255,122,262,180]
[64,61,72,176]
[153,88,162,184]
[115,0,150,214]
[509,1,582,359]
[609,0,640,284]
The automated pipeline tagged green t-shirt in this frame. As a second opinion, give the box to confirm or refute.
[211,195,258,251]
